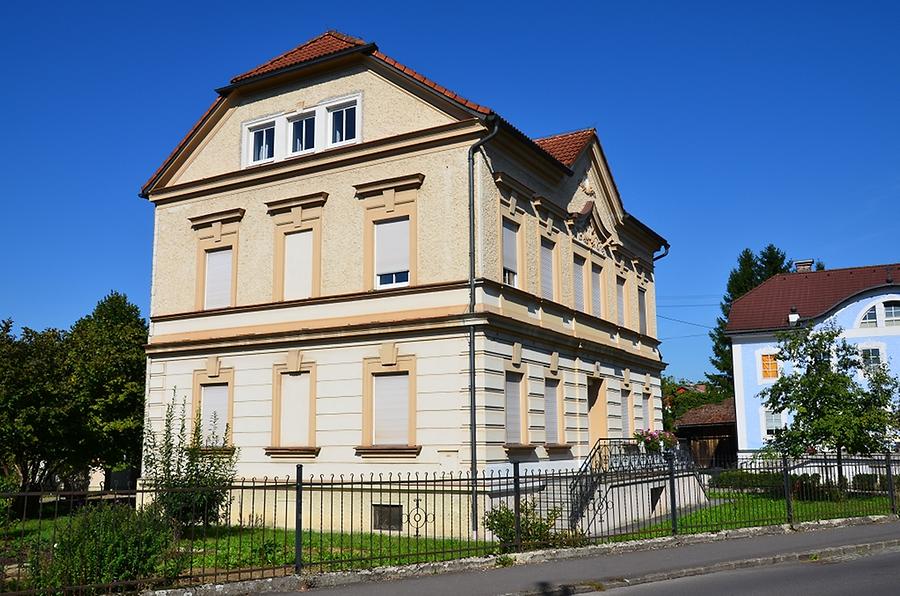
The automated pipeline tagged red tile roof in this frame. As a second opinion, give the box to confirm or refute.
[675,398,736,428]
[533,128,596,167]
[232,31,367,83]
[726,263,900,333]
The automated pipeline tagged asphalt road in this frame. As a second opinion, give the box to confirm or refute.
[598,549,900,596]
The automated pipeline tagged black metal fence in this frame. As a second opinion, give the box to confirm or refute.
[1,445,897,594]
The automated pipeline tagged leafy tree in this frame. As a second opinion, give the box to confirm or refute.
[760,322,900,483]
[661,374,728,431]
[707,245,793,393]
[66,291,148,474]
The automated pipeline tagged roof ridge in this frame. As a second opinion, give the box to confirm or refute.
[533,127,596,141]
[230,30,368,83]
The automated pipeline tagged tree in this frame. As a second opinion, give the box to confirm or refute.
[66,291,148,474]
[707,245,793,393]
[760,322,900,483]
[661,374,727,431]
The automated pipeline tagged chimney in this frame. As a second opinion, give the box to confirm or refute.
[795,259,814,273]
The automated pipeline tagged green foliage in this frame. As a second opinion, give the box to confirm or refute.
[662,375,728,431]
[482,500,580,552]
[707,245,794,394]
[142,399,238,526]
[28,503,183,592]
[760,322,900,457]
[709,469,846,502]
[851,474,887,492]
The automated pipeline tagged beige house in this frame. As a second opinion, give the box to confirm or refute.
[140,31,668,479]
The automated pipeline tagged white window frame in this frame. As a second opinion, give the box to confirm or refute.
[885,301,900,326]
[325,96,362,149]
[286,111,317,157]
[374,216,410,290]
[859,305,878,328]
[755,347,780,385]
[759,407,784,441]
[245,118,278,166]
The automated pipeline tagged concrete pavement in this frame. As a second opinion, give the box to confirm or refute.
[290,521,900,596]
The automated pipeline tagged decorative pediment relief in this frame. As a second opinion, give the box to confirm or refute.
[569,200,617,255]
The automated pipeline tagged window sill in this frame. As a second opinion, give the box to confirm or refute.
[264,446,320,459]
[355,445,422,458]
[544,443,574,452]
[503,443,538,454]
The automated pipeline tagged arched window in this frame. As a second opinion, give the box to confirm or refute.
[860,306,878,328]
[885,302,900,326]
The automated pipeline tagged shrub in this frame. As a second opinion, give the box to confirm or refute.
[851,474,885,492]
[483,500,562,552]
[28,503,183,592]
[0,473,18,521]
[142,401,238,527]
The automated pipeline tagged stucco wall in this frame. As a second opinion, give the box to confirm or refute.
[171,65,456,185]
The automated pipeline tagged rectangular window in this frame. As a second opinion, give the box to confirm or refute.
[330,103,357,144]
[861,348,882,368]
[765,409,782,436]
[204,248,233,309]
[620,389,631,436]
[638,288,648,335]
[290,114,315,153]
[573,256,586,311]
[280,372,311,446]
[505,372,523,444]
[283,230,313,300]
[372,373,409,445]
[642,393,652,430]
[885,303,900,326]
[761,354,779,379]
[616,276,626,326]
[374,217,410,289]
[544,379,560,444]
[200,384,228,444]
[591,264,603,317]
[502,219,519,287]
[251,124,275,163]
[372,504,402,531]
[540,238,555,300]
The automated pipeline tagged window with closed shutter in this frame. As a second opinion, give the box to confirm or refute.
[373,374,409,445]
[573,256,585,311]
[620,389,631,436]
[616,276,626,326]
[204,248,232,309]
[283,230,313,300]
[280,372,311,446]
[375,218,410,289]
[502,219,519,286]
[505,372,523,444]
[200,384,228,444]
[638,288,647,335]
[540,238,555,300]
[591,264,603,317]
[544,379,560,444]
[642,393,652,430]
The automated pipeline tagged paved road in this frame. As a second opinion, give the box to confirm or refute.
[597,549,900,595]
[292,522,900,596]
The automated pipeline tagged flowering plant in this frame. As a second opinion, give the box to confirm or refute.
[633,429,678,452]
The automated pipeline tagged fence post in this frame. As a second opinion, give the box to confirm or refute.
[665,449,678,535]
[886,452,897,516]
[294,464,303,575]
[513,461,522,550]
[781,453,794,526]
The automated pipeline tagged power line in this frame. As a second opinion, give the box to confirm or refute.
[659,333,710,340]
[656,304,719,308]
[657,314,715,329]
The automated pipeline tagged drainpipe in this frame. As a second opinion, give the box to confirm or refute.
[467,114,499,537]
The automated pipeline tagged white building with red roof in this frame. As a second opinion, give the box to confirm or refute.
[726,261,900,452]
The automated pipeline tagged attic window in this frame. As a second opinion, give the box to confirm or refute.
[860,306,877,328]
[251,123,275,163]
[329,102,358,146]
[885,302,900,326]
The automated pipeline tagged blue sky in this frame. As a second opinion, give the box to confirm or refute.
[0,1,897,381]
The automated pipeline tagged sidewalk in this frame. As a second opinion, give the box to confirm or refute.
[289,521,900,596]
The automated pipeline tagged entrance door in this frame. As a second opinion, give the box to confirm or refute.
[587,377,608,447]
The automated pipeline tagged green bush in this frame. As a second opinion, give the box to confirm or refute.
[483,500,565,552]
[851,474,886,492]
[0,473,18,521]
[29,503,183,592]
[142,401,238,527]
[710,469,847,502]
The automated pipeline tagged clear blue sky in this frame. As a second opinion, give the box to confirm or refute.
[1,1,897,382]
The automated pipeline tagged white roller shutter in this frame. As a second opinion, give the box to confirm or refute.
[502,219,518,277]
[591,265,603,316]
[280,373,311,446]
[620,389,631,436]
[375,218,409,276]
[505,373,522,444]
[204,248,232,309]
[573,256,585,311]
[544,379,559,444]
[373,374,409,445]
[540,238,554,300]
[284,230,313,300]
[616,276,626,326]
[200,384,228,443]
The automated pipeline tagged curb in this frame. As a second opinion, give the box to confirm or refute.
[513,538,900,595]
[143,515,900,595]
